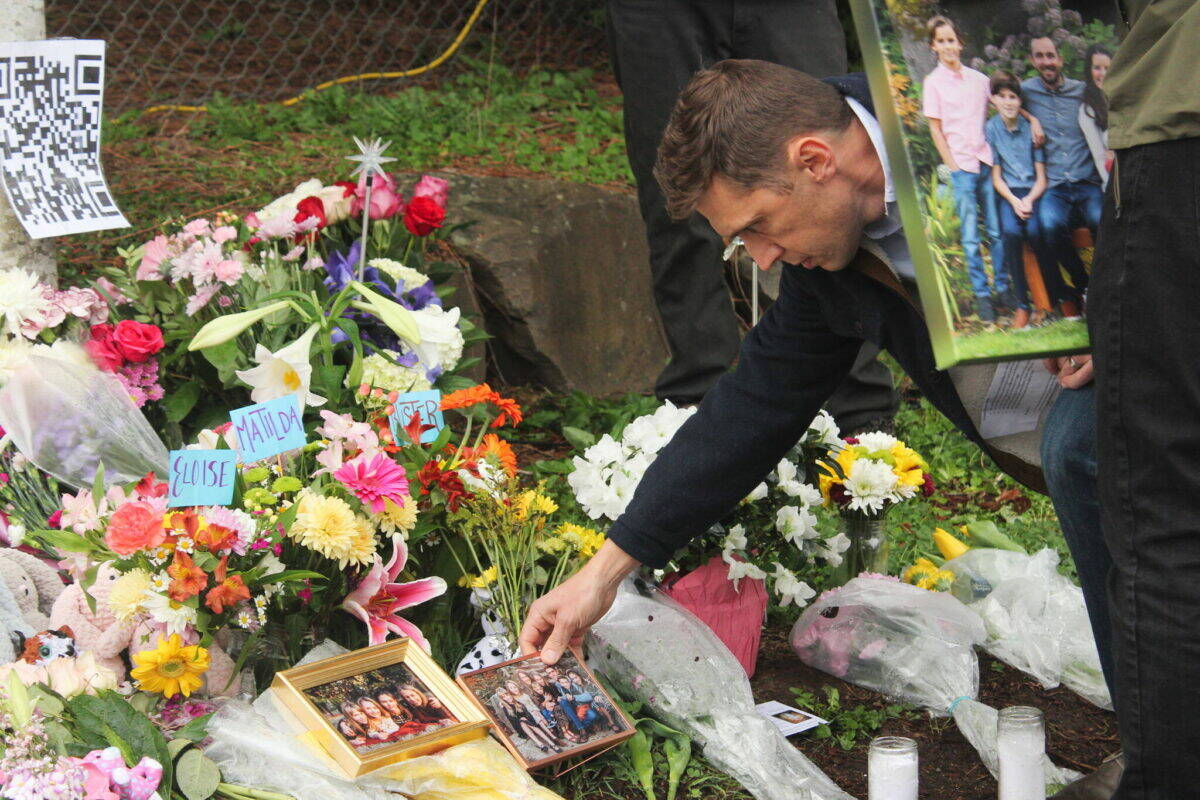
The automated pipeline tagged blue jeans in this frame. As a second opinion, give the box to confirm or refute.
[1040,383,1115,698]
[951,168,1005,299]
[1038,180,1103,303]
[997,189,1054,311]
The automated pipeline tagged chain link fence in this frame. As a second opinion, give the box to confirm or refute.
[46,0,608,113]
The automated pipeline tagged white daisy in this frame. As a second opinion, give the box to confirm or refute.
[0,268,51,338]
[142,591,197,636]
[842,459,898,514]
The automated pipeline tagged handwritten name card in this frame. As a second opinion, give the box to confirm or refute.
[230,394,307,462]
[388,389,445,445]
[168,450,237,507]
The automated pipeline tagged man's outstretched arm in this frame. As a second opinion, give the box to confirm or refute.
[521,266,862,662]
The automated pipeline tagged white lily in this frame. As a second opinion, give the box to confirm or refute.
[234,324,326,408]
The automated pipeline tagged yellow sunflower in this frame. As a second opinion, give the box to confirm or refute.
[131,634,210,697]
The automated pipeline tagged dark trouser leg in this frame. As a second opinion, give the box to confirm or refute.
[1039,384,1115,697]
[1038,184,1082,304]
[998,193,1031,309]
[1090,138,1200,800]
[607,0,848,403]
[825,342,898,434]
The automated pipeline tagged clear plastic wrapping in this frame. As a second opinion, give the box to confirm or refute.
[587,576,853,800]
[0,348,168,488]
[944,548,1111,710]
[789,576,1080,790]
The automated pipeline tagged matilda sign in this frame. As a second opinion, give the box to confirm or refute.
[230,394,307,462]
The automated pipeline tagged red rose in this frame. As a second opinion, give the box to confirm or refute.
[294,196,327,229]
[83,323,124,372]
[403,195,445,237]
[334,180,357,198]
[111,320,164,364]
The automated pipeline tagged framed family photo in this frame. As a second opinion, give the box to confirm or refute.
[849,0,1125,367]
[270,638,490,777]
[457,650,635,771]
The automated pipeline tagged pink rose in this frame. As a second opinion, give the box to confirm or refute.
[84,324,124,372]
[112,320,165,364]
[411,175,449,209]
[350,172,403,220]
[105,500,165,555]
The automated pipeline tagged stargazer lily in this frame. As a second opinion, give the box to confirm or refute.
[342,536,446,650]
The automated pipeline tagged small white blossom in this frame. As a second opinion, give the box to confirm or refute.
[772,563,816,607]
[814,532,852,567]
[724,558,767,590]
[776,504,820,544]
[744,482,769,502]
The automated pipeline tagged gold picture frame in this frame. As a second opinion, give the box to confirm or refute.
[271,638,491,778]
[456,649,635,772]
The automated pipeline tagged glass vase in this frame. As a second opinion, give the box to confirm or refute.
[830,512,890,586]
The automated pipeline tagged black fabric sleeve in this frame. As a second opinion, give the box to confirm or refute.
[606,266,862,568]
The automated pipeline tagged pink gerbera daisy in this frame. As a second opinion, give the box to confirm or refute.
[334,451,409,514]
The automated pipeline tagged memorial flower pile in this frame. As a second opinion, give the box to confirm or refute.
[818,431,935,517]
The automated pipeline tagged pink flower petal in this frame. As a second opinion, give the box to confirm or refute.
[383,576,447,610]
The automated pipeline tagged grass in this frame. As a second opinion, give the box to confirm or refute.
[953,317,1091,362]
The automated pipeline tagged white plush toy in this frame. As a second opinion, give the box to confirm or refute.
[0,547,65,631]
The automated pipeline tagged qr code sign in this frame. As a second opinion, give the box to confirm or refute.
[0,39,128,239]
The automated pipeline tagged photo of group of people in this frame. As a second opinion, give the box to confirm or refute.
[303,662,459,754]
[459,651,631,768]
[857,0,1123,363]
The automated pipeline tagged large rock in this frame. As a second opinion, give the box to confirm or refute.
[443,173,668,395]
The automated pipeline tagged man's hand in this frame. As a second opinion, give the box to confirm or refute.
[1043,354,1093,389]
[1030,116,1046,147]
[519,540,640,665]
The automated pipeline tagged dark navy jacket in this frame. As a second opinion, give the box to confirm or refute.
[607,74,1042,569]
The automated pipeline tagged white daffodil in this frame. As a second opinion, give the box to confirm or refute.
[234,324,326,408]
[772,563,816,607]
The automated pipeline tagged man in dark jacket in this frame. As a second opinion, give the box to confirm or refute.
[520,60,1113,794]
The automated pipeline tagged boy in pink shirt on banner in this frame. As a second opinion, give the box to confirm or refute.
[922,15,1006,324]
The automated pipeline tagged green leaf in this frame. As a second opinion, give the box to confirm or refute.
[164,381,203,423]
[175,748,222,800]
[200,339,244,383]
[311,364,347,404]
[92,462,107,502]
[626,728,655,800]
[561,425,596,450]
[6,671,32,728]
[257,569,326,585]
[192,551,219,571]
[349,282,419,346]
[172,714,213,744]
[168,738,194,758]
[68,691,174,790]
[30,529,98,554]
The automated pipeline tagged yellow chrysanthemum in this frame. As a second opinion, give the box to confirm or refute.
[130,634,210,697]
[903,557,955,592]
[890,443,928,487]
[108,569,153,622]
[818,446,860,502]
[345,515,378,568]
[511,490,558,520]
[375,495,418,535]
[290,491,371,567]
[553,522,606,558]
[457,565,499,588]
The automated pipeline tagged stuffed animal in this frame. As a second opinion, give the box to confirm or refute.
[14,625,77,666]
[0,547,66,630]
[50,563,137,678]
[0,578,27,663]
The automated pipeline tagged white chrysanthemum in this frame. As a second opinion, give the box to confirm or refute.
[142,590,198,636]
[854,431,900,453]
[360,351,431,395]
[842,459,898,514]
[814,532,852,567]
[0,269,51,338]
[772,563,816,607]
[776,504,820,544]
[370,258,431,293]
[410,305,464,372]
[806,409,842,448]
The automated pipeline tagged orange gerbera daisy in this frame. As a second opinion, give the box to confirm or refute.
[167,551,208,602]
[468,433,517,477]
[205,556,251,614]
[440,383,523,428]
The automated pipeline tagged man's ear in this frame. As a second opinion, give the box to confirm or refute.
[785,135,836,184]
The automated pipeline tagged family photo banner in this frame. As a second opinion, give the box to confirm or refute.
[849,0,1124,367]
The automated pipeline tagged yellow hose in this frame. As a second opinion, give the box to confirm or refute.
[142,0,490,115]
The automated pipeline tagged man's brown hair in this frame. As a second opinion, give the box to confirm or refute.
[652,59,853,220]
[926,15,964,45]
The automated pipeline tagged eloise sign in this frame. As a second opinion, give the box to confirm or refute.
[168,450,237,507]
[230,394,307,462]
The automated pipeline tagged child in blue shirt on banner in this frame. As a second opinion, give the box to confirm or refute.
[984,70,1057,329]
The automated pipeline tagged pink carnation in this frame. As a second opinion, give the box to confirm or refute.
[334,452,409,514]
[138,235,171,280]
[105,500,165,555]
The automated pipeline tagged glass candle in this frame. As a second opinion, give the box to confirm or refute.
[998,706,1046,800]
[868,736,918,800]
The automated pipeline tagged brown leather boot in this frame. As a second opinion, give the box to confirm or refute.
[1049,752,1123,800]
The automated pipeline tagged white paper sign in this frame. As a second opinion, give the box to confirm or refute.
[0,39,129,238]
[755,700,827,737]
[979,360,1061,439]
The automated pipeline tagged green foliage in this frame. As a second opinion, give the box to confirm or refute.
[790,685,916,751]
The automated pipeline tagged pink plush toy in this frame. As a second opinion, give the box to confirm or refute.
[75,748,162,800]
[49,564,136,678]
